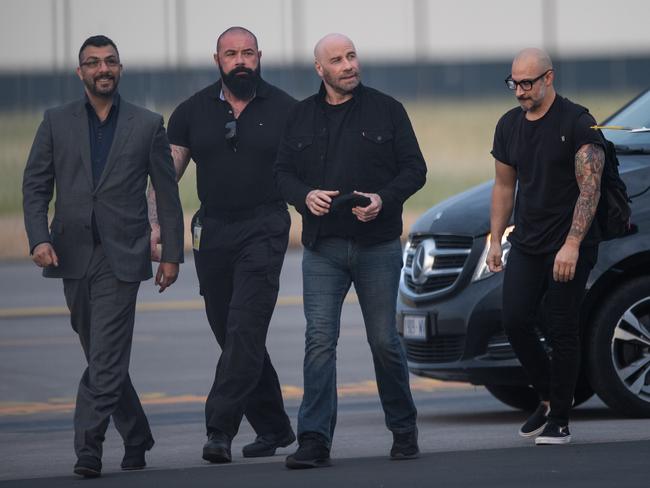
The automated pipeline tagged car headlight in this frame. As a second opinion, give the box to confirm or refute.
[472,225,514,282]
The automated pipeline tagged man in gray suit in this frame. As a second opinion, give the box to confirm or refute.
[22,35,184,478]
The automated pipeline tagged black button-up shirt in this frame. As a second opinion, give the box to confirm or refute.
[167,79,296,211]
[86,93,120,188]
[85,93,120,243]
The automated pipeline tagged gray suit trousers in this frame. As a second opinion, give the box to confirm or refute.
[63,244,154,460]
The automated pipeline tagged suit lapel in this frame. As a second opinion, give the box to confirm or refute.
[71,100,94,189]
[95,101,135,191]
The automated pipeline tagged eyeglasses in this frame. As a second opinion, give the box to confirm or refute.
[225,120,238,152]
[505,69,552,91]
[80,57,121,70]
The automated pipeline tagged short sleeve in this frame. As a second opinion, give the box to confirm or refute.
[491,113,513,166]
[167,100,191,148]
[573,112,604,153]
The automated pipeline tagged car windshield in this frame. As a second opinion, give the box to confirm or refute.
[601,89,650,153]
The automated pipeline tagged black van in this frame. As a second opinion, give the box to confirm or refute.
[397,89,650,416]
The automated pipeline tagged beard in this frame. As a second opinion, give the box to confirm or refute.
[517,85,545,112]
[220,64,261,100]
[83,72,119,99]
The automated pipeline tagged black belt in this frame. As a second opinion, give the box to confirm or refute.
[201,201,286,223]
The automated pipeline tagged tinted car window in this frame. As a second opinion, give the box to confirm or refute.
[602,90,650,150]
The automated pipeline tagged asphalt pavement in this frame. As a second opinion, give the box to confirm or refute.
[1,251,650,487]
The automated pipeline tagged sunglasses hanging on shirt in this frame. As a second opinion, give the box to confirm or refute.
[225,119,238,152]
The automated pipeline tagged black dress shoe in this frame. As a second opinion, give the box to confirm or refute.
[202,431,232,463]
[74,456,102,478]
[242,429,296,458]
[121,444,148,470]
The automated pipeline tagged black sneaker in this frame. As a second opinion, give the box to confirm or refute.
[390,428,419,460]
[285,432,331,469]
[202,431,232,463]
[73,456,102,478]
[519,403,550,437]
[243,429,296,458]
[535,421,571,445]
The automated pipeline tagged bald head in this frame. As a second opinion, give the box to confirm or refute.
[217,26,258,53]
[312,33,360,103]
[510,48,555,115]
[513,48,553,74]
[314,33,356,62]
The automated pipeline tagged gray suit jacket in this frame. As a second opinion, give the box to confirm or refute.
[23,97,184,281]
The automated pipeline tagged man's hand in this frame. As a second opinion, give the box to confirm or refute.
[486,241,503,273]
[150,222,162,262]
[553,239,580,282]
[155,262,179,293]
[306,189,339,216]
[351,191,382,222]
[32,242,59,268]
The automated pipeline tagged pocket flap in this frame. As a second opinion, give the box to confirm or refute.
[361,129,393,144]
[288,135,314,151]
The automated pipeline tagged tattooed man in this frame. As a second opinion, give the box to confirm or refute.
[487,48,604,445]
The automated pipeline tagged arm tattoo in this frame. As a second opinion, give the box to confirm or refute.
[171,145,192,181]
[567,143,605,243]
[148,145,191,226]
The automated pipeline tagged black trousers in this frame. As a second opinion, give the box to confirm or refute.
[193,208,292,439]
[63,244,153,460]
[502,245,598,426]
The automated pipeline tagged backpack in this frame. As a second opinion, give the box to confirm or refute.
[562,99,632,241]
[593,129,632,240]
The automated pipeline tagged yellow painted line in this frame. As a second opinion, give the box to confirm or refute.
[0,295,359,319]
[0,378,470,417]
[0,334,157,348]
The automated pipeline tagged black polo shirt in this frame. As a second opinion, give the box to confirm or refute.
[167,79,296,211]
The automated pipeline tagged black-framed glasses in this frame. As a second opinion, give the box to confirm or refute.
[505,69,552,91]
[80,56,121,70]
[225,120,238,152]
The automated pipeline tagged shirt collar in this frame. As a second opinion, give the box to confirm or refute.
[317,82,363,105]
[84,92,121,118]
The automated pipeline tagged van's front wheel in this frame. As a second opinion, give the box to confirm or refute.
[587,277,650,417]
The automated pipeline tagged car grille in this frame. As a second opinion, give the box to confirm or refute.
[402,235,473,298]
[405,335,466,363]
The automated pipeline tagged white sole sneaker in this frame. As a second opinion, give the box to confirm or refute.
[535,435,571,445]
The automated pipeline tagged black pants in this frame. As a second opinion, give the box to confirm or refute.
[63,244,153,460]
[193,208,292,439]
[502,245,598,426]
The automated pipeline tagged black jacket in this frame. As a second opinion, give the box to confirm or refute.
[274,83,427,248]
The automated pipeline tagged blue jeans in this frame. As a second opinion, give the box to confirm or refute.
[298,237,417,446]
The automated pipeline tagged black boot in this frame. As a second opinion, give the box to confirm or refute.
[390,428,419,460]
[243,429,296,458]
[202,431,232,463]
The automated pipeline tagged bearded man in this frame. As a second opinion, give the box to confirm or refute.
[23,35,184,478]
[148,26,297,463]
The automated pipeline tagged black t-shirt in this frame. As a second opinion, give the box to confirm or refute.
[319,97,357,238]
[491,95,604,254]
[167,79,296,211]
